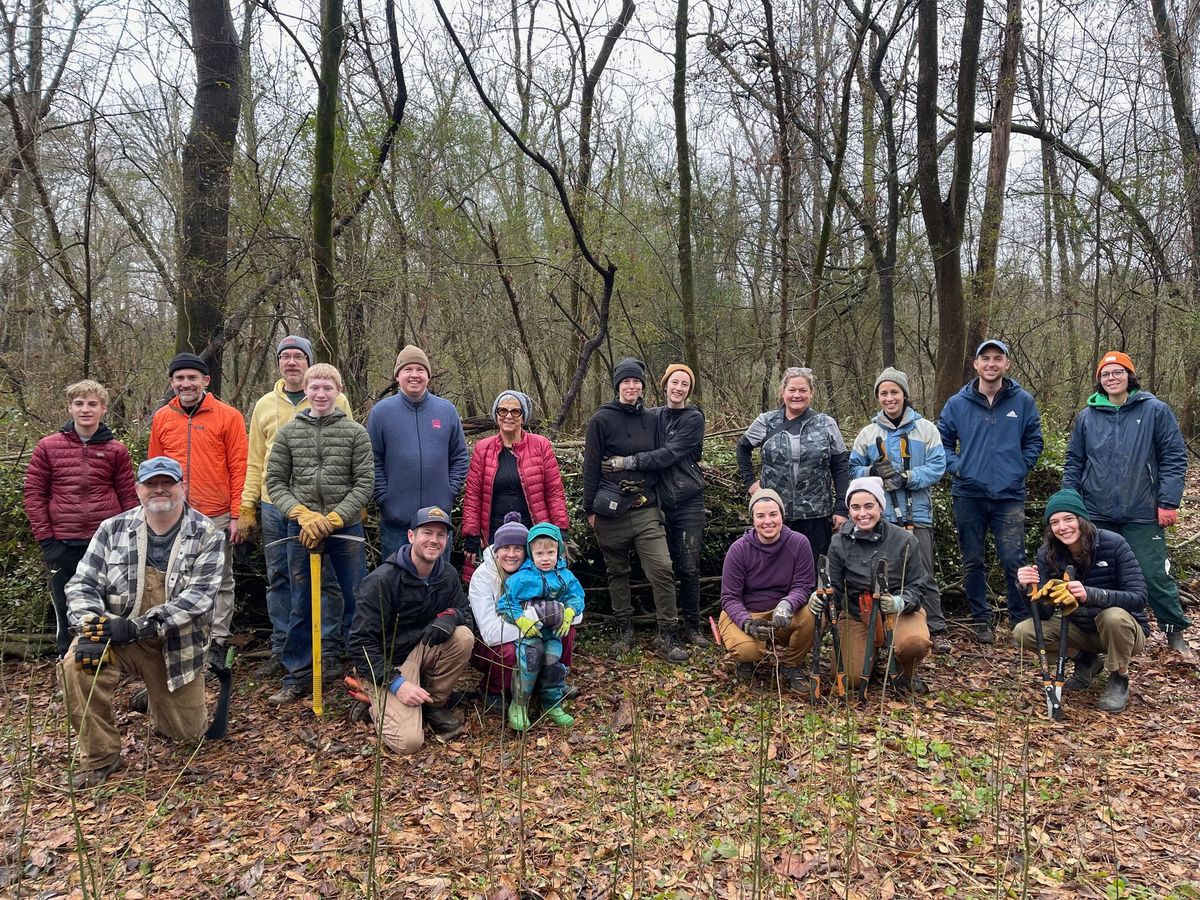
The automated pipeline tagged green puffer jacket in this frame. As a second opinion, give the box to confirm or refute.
[266,409,375,522]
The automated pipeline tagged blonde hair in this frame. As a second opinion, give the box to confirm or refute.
[65,379,109,405]
[778,366,815,397]
[303,363,343,392]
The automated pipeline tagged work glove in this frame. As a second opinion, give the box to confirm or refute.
[744,618,774,641]
[291,504,319,526]
[326,512,345,531]
[870,456,898,481]
[238,503,258,532]
[514,614,541,639]
[879,593,906,616]
[771,599,794,629]
[422,608,462,646]
[1032,579,1078,616]
[299,524,323,549]
[462,534,482,556]
[532,600,565,632]
[300,514,336,548]
[39,538,69,567]
[882,473,906,493]
[601,455,637,473]
[74,637,110,675]
[80,614,141,644]
[807,590,827,619]
[555,607,576,639]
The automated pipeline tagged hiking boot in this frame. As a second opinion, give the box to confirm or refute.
[1064,652,1105,690]
[679,622,711,648]
[735,662,756,685]
[507,701,531,732]
[71,758,121,789]
[481,692,506,714]
[1096,672,1130,713]
[254,655,284,680]
[320,657,345,684]
[930,631,952,654]
[425,704,465,741]
[973,623,996,645]
[608,619,635,657]
[889,673,929,695]
[779,665,807,692]
[543,704,574,727]
[347,700,372,725]
[267,683,308,707]
[652,626,690,663]
[128,687,149,715]
[1166,631,1196,658]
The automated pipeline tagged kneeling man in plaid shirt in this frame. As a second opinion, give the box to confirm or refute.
[61,456,225,788]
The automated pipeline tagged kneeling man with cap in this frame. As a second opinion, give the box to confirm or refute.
[347,506,474,753]
[61,456,227,787]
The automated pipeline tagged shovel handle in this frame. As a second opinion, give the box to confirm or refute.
[311,552,323,716]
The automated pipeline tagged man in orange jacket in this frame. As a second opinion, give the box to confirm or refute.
[149,353,248,668]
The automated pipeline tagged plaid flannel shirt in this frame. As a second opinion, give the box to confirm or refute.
[66,504,224,691]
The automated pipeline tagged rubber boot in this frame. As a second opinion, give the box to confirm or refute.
[679,620,710,648]
[1166,631,1195,658]
[1064,652,1104,690]
[507,701,531,731]
[608,618,635,657]
[544,704,574,727]
[1096,672,1129,713]
[652,625,690,663]
[735,662,755,685]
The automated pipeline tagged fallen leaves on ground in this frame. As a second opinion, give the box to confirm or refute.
[1,624,1199,898]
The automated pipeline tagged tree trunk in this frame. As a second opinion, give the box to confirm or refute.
[673,0,701,387]
[965,0,1021,381]
[762,0,793,376]
[915,0,985,413]
[179,0,241,395]
[311,0,345,368]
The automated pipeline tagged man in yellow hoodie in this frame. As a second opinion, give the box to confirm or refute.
[238,336,352,677]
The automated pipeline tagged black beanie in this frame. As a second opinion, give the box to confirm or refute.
[612,357,646,391]
[168,352,209,377]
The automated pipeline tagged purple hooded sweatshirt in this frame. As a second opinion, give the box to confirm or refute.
[720,525,816,628]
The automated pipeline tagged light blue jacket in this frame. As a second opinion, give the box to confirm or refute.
[497,523,586,623]
[850,407,946,526]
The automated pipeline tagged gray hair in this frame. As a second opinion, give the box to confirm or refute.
[779,366,815,396]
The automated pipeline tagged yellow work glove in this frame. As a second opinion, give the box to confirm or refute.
[299,523,323,549]
[292,504,319,525]
[514,615,540,639]
[239,503,258,532]
[326,512,345,531]
[555,607,576,639]
[1032,578,1078,616]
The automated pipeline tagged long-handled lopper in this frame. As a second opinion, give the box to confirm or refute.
[898,435,915,530]
[1027,564,1077,721]
[858,558,892,701]
[205,644,236,740]
[809,554,845,702]
[267,532,366,716]
[875,437,904,527]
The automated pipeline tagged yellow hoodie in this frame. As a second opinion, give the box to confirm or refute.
[242,379,353,506]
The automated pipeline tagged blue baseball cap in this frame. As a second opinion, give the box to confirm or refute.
[411,505,451,530]
[974,339,1010,357]
[137,456,183,483]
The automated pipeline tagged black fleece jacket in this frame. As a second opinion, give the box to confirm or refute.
[583,399,660,513]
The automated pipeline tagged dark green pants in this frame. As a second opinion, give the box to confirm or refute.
[1094,520,1191,633]
[593,506,678,625]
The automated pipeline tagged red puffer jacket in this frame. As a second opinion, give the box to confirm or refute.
[461,432,570,581]
[23,423,139,540]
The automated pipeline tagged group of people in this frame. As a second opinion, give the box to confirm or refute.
[21,336,1192,787]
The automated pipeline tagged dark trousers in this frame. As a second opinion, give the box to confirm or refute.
[46,543,88,657]
[952,496,1029,624]
[786,516,833,569]
[663,497,705,626]
[1093,520,1191,633]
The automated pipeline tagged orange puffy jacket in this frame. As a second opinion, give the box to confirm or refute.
[149,392,248,519]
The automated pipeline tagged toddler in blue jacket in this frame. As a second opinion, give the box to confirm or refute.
[498,521,584,730]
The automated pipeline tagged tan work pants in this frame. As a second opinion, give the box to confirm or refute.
[717,608,816,668]
[839,608,932,690]
[1011,608,1145,674]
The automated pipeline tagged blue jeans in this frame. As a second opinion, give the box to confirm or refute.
[380,517,454,563]
[282,521,366,686]
[261,503,292,654]
[953,496,1029,624]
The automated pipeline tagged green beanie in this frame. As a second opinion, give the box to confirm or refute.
[1043,489,1090,523]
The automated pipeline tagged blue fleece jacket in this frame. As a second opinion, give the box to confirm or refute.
[937,377,1043,501]
[366,390,469,528]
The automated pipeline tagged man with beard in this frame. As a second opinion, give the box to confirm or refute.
[61,457,225,787]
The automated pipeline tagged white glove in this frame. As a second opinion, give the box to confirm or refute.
[771,599,793,629]
[880,593,906,616]
[808,590,826,618]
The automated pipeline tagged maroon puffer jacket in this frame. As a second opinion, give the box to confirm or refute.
[461,432,569,581]
[23,423,139,540]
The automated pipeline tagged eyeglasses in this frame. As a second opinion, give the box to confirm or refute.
[1098,369,1127,380]
[496,408,523,419]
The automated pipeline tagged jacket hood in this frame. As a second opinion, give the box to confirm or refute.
[602,397,645,415]
[392,544,446,581]
[870,406,921,431]
[527,521,567,562]
[296,407,349,425]
[59,420,117,443]
[838,517,888,542]
[742,524,799,556]
[1086,389,1151,409]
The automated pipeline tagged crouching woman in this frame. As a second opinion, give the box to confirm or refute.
[824,477,934,694]
[1014,489,1148,713]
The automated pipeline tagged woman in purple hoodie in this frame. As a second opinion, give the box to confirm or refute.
[717,488,817,690]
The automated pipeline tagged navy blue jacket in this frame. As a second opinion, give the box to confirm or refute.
[1062,391,1187,525]
[1035,528,1150,635]
[365,390,469,529]
[937,377,1043,501]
